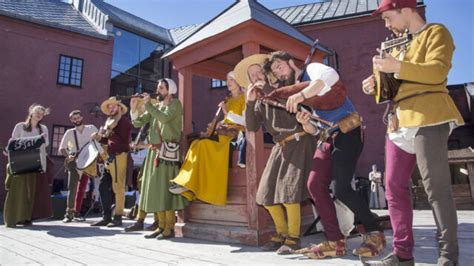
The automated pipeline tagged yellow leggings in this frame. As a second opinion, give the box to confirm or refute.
[137,210,159,222]
[107,152,127,215]
[264,203,301,239]
[140,210,175,236]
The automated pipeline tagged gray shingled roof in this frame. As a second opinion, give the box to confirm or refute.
[0,0,106,39]
[93,0,174,44]
[164,0,316,58]
[274,0,425,25]
[169,23,205,44]
[168,0,425,47]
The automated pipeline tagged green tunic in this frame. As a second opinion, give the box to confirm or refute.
[132,99,188,212]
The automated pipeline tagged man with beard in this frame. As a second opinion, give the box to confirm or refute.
[234,54,317,254]
[125,79,188,239]
[59,110,102,222]
[264,51,386,259]
[91,97,131,227]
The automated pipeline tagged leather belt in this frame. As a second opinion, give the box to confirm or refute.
[278,132,307,146]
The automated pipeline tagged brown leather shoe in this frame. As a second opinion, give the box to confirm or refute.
[261,235,284,251]
[156,231,174,240]
[360,252,415,266]
[353,231,386,257]
[304,239,346,259]
[90,218,111,226]
[124,219,144,232]
[277,237,301,255]
[144,228,163,239]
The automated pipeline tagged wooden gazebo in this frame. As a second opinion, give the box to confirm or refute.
[163,0,330,245]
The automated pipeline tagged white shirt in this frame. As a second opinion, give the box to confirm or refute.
[388,108,456,154]
[59,124,99,154]
[225,112,246,126]
[305,63,340,96]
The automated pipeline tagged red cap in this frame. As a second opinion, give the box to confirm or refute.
[372,0,417,16]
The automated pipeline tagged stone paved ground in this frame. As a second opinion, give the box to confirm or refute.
[0,210,473,265]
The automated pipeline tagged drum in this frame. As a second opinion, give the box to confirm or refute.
[8,148,43,175]
[76,141,99,176]
[7,135,45,175]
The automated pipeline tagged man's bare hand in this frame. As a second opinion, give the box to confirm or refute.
[362,75,376,95]
[286,92,304,113]
[373,49,401,74]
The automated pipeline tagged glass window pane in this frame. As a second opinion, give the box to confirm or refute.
[112,28,140,74]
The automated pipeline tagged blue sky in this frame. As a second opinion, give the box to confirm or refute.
[105,0,473,84]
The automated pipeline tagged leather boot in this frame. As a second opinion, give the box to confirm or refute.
[91,214,112,226]
[107,215,123,227]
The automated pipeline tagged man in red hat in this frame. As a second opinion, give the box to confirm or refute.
[362,0,463,265]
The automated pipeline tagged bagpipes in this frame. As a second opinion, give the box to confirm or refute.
[256,86,361,146]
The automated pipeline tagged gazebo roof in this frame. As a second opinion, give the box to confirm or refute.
[164,0,330,59]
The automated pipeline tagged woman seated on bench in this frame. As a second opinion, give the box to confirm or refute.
[170,71,245,206]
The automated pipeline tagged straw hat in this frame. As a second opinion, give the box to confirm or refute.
[100,97,128,115]
[234,54,270,89]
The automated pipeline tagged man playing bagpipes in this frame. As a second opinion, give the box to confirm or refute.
[234,54,317,254]
[361,0,463,264]
[169,71,245,207]
[263,51,386,259]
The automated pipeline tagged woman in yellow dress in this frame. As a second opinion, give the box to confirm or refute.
[170,71,245,206]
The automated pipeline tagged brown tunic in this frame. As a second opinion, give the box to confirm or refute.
[245,84,317,205]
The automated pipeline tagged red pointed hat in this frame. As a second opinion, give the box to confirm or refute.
[372,0,417,16]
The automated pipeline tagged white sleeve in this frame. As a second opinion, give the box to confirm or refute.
[42,125,49,147]
[306,63,339,96]
[130,110,140,121]
[59,129,71,152]
[90,124,99,133]
[226,112,246,126]
[11,123,23,138]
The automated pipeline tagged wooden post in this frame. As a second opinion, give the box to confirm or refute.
[467,162,474,201]
[242,42,268,233]
[177,67,193,225]
[178,67,193,136]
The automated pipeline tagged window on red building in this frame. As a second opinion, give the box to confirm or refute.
[57,55,84,87]
[211,79,227,89]
[50,125,73,157]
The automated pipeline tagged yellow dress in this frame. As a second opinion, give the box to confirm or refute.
[172,94,245,206]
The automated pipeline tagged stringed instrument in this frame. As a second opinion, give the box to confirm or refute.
[203,102,225,138]
[374,30,413,104]
[186,97,230,144]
